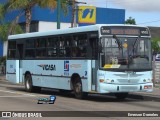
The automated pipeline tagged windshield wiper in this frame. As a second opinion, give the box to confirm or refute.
[130,36,140,57]
[113,35,122,49]
[133,36,140,49]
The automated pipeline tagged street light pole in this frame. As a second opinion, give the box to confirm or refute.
[57,0,61,29]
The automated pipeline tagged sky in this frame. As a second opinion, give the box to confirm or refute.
[78,0,160,27]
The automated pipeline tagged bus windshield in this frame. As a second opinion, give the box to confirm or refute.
[100,37,152,71]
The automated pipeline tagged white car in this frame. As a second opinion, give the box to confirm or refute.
[155,54,160,61]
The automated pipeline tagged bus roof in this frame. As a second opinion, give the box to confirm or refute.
[8,24,149,40]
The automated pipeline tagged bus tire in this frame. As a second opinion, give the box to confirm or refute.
[25,74,41,93]
[114,93,128,100]
[73,78,88,99]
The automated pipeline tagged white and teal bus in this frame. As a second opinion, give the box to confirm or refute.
[6,24,153,99]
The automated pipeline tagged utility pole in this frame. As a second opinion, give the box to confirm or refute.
[71,0,75,28]
[71,0,86,28]
[57,0,61,29]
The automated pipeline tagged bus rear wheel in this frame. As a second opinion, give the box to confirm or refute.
[73,79,88,99]
[25,74,41,92]
[114,93,128,100]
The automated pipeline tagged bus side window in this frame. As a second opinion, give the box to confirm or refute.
[59,35,72,57]
[25,49,35,58]
[36,38,46,58]
[47,37,58,57]
[8,50,16,59]
[8,41,16,59]
[59,39,65,57]
[72,34,87,58]
[25,39,36,58]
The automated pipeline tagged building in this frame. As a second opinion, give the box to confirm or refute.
[0,3,125,56]
[148,27,160,38]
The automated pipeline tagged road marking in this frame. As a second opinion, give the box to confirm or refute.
[0,95,35,98]
[0,95,50,98]
[0,89,51,98]
[0,89,35,96]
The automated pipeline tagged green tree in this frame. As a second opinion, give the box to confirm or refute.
[0,4,23,41]
[125,17,136,25]
[151,37,160,54]
[2,0,68,33]
[0,22,23,41]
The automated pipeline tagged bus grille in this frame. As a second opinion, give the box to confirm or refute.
[117,79,139,84]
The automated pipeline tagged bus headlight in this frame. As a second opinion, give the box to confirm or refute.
[147,79,152,82]
[106,79,111,83]
[99,79,114,83]
[143,79,152,83]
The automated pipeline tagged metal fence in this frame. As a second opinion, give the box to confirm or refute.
[153,61,160,83]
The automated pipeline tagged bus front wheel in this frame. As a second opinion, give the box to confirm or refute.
[25,74,41,92]
[73,79,88,99]
[114,93,128,100]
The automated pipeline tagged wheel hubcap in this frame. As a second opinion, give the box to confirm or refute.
[26,79,30,90]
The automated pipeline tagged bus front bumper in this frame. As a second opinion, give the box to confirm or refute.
[98,83,153,93]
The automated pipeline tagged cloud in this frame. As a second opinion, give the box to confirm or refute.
[78,0,160,12]
[109,0,160,12]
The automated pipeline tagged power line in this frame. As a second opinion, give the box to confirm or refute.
[137,19,160,25]
[79,0,140,5]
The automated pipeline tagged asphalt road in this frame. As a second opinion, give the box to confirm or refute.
[0,75,160,120]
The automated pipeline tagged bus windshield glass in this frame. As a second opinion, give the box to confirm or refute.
[100,37,152,71]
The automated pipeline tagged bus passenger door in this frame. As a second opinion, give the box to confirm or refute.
[89,35,98,91]
[16,43,24,83]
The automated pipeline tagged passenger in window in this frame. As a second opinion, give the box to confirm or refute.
[60,41,64,48]
[80,47,87,57]
[66,47,71,57]
[72,47,78,57]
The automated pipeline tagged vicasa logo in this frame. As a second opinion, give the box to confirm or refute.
[38,64,56,71]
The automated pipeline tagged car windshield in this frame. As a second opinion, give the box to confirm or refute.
[156,54,160,58]
[99,37,152,71]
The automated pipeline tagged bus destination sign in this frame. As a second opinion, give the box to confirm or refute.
[101,26,150,36]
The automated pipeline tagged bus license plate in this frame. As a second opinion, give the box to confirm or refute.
[120,86,138,91]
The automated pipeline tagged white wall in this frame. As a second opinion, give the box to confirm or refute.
[38,21,71,32]
[3,41,8,56]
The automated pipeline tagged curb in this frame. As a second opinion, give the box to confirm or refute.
[128,94,160,102]
[128,88,160,101]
